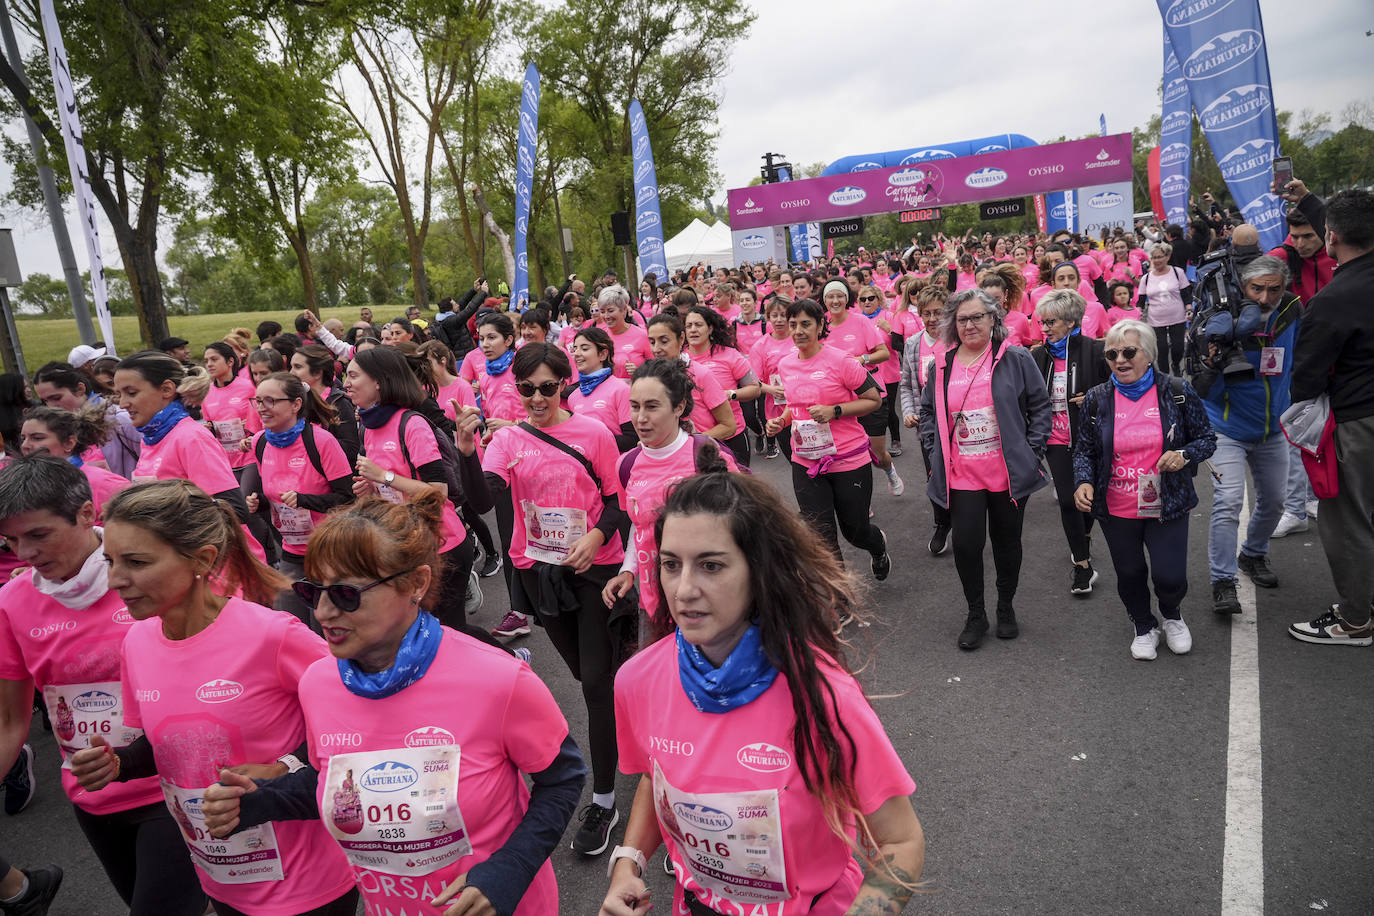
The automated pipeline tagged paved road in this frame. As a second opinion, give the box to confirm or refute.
[5,446,1372,915]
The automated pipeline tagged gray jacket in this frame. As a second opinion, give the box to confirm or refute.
[898,330,934,419]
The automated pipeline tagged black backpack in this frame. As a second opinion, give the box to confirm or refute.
[254,423,328,480]
[396,410,466,509]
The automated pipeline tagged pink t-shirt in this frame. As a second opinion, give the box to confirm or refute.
[608,324,653,379]
[856,311,901,385]
[481,414,625,570]
[0,572,160,815]
[1074,253,1102,284]
[955,270,978,291]
[1081,300,1109,339]
[712,302,742,324]
[1002,309,1032,349]
[436,378,478,423]
[457,348,485,383]
[824,312,888,394]
[81,463,131,522]
[201,376,262,469]
[363,412,466,554]
[749,334,797,422]
[614,636,915,916]
[688,347,753,433]
[685,363,730,437]
[1106,388,1164,519]
[475,361,524,424]
[121,598,355,914]
[1048,356,1071,447]
[1106,305,1144,332]
[1106,260,1138,286]
[251,425,351,556]
[778,346,873,474]
[299,628,567,916]
[569,375,631,436]
[944,350,1010,492]
[733,318,765,356]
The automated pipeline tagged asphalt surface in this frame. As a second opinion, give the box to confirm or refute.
[4,445,1371,915]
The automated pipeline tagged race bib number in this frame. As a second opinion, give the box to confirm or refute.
[1260,346,1283,376]
[653,761,790,906]
[376,483,406,505]
[769,374,786,407]
[1051,370,1068,413]
[270,501,314,551]
[323,746,472,877]
[162,780,284,884]
[792,419,836,460]
[521,501,588,565]
[953,406,1001,457]
[211,419,246,452]
[1137,472,1162,518]
[43,682,143,769]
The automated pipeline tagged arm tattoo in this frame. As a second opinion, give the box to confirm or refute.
[845,854,917,915]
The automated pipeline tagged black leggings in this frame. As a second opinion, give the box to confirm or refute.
[492,492,529,614]
[213,889,359,916]
[741,398,764,437]
[461,503,497,557]
[1099,515,1190,635]
[948,489,1027,613]
[790,462,885,561]
[234,465,280,567]
[723,431,752,469]
[1154,322,1187,376]
[519,564,619,794]
[72,801,207,916]
[433,538,476,629]
[885,383,902,444]
[1045,444,1095,563]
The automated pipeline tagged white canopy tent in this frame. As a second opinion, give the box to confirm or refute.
[640,218,736,276]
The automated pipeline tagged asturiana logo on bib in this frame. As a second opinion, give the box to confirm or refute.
[1184,29,1263,82]
[828,186,867,207]
[182,796,205,820]
[672,802,733,832]
[1088,191,1124,210]
[404,726,456,748]
[73,689,118,714]
[1165,0,1236,28]
[360,760,419,793]
[741,234,767,250]
[964,167,1007,189]
[196,679,244,703]
[737,742,792,772]
[1200,84,1272,133]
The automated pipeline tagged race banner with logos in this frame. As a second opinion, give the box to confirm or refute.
[1157,0,1284,249]
[512,63,539,311]
[1159,29,1192,226]
[628,100,668,283]
[38,0,115,352]
[774,165,810,264]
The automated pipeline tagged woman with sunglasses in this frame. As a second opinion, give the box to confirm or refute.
[242,372,353,626]
[750,295,795,460]
[1032,291,1109,597]
[73,480,357,916]
[900,285,956,557]
[859,282,916,460]
[198,491,586,916]
[599,472,924,916]
[645,314,737,443]
[765,299,892,581]
[346,346,474,628]
[569,327,636,451]
[820,280,903,497]
[1072,320,1216,660]
[456,342,630,859]
[683,306,759,467]
[919,289,1052,650]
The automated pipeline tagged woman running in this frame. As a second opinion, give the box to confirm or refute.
[683,306,760,467]
[289,344,359,466]
[750,294,796,460]
[645,314,737,443]
[201,343,261,469]
[19,405,130,521]
[569,327,636,450]
[32,361,141,477]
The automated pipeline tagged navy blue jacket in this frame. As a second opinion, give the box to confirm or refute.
[1195,293,1301,442]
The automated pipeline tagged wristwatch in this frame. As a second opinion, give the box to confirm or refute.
[861,353,871,365]
[728,389,738,401]
[832,405,843,420]
[607,845,647,878]
[277,754,306,774]
[383,471,396,486]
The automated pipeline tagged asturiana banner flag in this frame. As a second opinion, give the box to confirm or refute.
[513,63,539,312]
[1159,29,1192,226]
[629,100,668,284]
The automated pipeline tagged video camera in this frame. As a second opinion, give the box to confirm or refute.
[1185,247,1263,386]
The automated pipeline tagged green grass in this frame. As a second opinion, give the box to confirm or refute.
[13,305,412,371]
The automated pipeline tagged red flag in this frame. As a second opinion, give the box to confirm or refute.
[1147,146,1165,222]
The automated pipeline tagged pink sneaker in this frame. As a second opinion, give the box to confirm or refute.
[491,610,531,638]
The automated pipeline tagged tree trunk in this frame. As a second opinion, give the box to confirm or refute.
[471,184,514,288]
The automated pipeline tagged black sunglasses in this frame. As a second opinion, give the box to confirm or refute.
[1104,347,1140,362]
[858,295,879,303]
[292,567,417,612]
[515,380,563,398]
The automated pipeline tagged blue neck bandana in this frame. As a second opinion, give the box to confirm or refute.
[676,624,778,714]
[357,404,401,430]
[1112,365,1156,401]
[136,400,191,446]
[486,349,515,376]
[67,454,84,468]
[577,367,614,397]
[1046,326,1080,360]
[265,419,306,449]
[337,611,442,700]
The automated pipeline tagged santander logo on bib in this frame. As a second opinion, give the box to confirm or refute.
[404,726,456,748]
[360,760,419,793]
[737,742,792,773]
[196,679,244,703]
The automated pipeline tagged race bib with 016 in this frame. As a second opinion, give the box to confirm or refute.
[211,418,246,451]
[162,779,284,884]
[953,406,1000,457]
[521,501,587,564]
[323,746,472,877]
[792,418,836,460]
[43,682,143,769]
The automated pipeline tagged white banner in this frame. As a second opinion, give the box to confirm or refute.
[39,0,116,353]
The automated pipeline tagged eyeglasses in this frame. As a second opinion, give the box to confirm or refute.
[955,313,992,326]
[251,395,295,409]
[858,295,878,303]
[1104,347,1141,361]
[515,380,563,398]
[1039,318,1063,327]
[292,568,417,613]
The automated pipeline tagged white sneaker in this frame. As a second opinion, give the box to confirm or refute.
[1130,628,1161,660]
[1270,512,1308,538]
[1306,499,1319,519]
[885,465,905,496]
[1161,618,1192,654]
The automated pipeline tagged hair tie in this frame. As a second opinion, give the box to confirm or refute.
[822,280,849,300]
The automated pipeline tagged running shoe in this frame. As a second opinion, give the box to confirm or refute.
[1288,605,1374,646]
[571,803,619,855]
[1070,563,1098,596]
[478,552,503,578]
[884,465,904,496]
[1161,618,1192,654]
[764,440,779,459]
[871,531,891,581]
[1211,579,1241,615]
[2,744,34,815]
[463,571,482,616]
[491,611,531,638]
[1237,552,1277,588]
[928,524,951,557]
[1,863,62,915]
[1131,628,1161,660]
[889,443,903,457]
[1270,512,1308,538]
[1306,499,1319,519]
[512,647,533,665]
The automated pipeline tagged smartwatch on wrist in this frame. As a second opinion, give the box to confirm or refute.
[278,754,306,774]
[832,405,843,420]
[607,845,647,878]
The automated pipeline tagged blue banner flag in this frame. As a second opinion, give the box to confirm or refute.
[1099,113,1107,137]
[513,63,539,311]
[629,100,668,284]
[1159,30,1192,226]
[1158,0,1284,249]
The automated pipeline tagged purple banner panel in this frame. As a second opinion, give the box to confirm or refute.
[727,134,1134,231]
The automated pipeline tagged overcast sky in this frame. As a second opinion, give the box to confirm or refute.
[2,0,1371,281]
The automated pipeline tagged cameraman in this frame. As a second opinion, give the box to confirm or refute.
[1193,254,1302,614]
